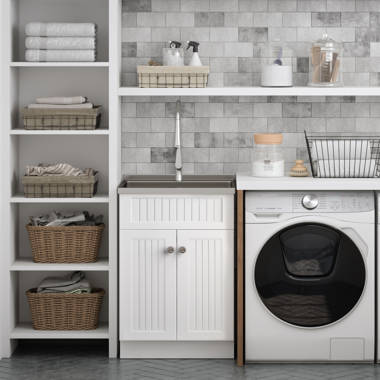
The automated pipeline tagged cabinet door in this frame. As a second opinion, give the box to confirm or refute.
[177,230,234,341]
[120,230,177,340]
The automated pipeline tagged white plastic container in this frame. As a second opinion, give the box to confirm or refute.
[252,134,285,177]
[261,65,292,87]
[261,43,293,87]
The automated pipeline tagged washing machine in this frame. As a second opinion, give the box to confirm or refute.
[245,191,375,362]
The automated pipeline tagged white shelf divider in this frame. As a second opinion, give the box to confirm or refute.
[119,86,380,97]
[10,62,109,68]
[10,194,109,203]
[10,128,109,136]
[11,323,109,339]
[11,258,109,272]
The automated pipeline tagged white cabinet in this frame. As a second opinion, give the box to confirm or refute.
[119,230,177,341]
[177,230,234,341]
[119,193,234,357]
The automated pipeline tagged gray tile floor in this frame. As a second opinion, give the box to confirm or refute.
[0,341,380,380]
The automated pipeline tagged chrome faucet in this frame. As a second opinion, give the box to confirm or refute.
[175,100,182,182]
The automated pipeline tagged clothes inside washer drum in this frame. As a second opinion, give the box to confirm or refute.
[258,281,363,327]
[265,293,332,326]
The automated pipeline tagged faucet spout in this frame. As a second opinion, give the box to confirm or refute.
[175,100,182,182]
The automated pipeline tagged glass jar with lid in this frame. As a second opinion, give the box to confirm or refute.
[252,134,284,177]
[309,34,342,87]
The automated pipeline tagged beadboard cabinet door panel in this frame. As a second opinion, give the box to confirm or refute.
[120,230,177,341]
[119,195,234,230]
[176,230,234,341]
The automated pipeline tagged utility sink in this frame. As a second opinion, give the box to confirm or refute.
[121,175,235,188]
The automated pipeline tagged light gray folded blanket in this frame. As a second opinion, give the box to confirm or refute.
[36,96,87,104]
[26,22,96,37]
[26,37,96,50]
[28,103,94,109]
[25,49,96,62]
[37,271,91,294]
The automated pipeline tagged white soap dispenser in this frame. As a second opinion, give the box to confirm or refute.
[187,41,202,66]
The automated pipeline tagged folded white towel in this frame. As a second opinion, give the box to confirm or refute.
[25,22,96,37]
[35,96,87,105]
[28,103,94,109]
[25,49,95,62]
[317,159,377,178]
[312,140,371,160]
[26,37,96,50]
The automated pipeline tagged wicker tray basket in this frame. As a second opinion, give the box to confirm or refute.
[137,65,209,88]
[26,223,105,263]
[22,169,98,198]
[26,288,105,330]
[22,106,102,130]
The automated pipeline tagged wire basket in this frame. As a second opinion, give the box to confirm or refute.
[22,106,101,130]
[305,132,380,178]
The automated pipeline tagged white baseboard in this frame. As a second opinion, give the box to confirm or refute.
[120,341,234,359]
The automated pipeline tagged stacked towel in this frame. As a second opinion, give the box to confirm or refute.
[25,163,93,177]
[27,96,94,109]
[29,211,103,227]
[37,272,91,294]
[25,22,96,62]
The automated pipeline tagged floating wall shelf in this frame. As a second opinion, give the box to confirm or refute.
[119,86,380,97]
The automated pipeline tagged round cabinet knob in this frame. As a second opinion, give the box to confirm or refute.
[178,247,186,254]
[302,194,319,210]
[166,246,175,254]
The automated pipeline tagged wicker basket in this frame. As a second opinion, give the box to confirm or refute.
[26,224,105,263]
[22,170,98,198]
[137,65,209,88]
[26,288,105,330]
[22,106,102,130]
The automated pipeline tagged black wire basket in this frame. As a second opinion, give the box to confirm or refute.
[304,131,380,178]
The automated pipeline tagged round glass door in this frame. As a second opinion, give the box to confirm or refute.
[254,223,366,328]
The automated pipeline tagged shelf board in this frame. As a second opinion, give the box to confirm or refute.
[11,323,109,339]
[10,194,109,203]
[119,86,380,97]
[10,258,109,271]
[10,62,109,68]
[10,128,109,136]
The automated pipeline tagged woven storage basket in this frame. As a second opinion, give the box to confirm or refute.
[137,65,209,88]
[22,106,102,130]
[26,288,105,330]
[22,170,98,198]
[26,224,105,263]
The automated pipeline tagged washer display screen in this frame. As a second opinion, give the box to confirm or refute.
[254,223,366,328]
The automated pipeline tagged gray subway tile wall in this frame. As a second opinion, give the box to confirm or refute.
[121,96,380,175]
[121,0,380,176]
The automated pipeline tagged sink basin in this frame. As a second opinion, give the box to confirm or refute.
[122,175,235,188]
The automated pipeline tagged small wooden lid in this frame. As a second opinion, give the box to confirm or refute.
[254,133,283,145]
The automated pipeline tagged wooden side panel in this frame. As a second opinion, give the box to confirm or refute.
[236,190,245,366]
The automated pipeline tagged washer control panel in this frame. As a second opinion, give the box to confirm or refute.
[246,191,374,213]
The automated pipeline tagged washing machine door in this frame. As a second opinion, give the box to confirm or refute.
[254,223,366,328]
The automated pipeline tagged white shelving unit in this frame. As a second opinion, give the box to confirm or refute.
[1,0,121,358]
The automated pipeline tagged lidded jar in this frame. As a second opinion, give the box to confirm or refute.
[252,134,284,177]
[309,34,342,87]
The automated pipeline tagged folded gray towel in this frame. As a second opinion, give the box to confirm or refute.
[37,271,91,293]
